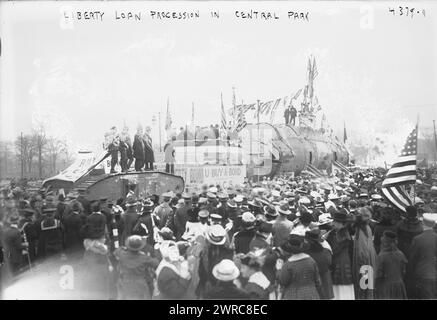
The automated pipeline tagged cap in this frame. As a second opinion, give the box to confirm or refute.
[198,210,209,218]
[210,213,222,220]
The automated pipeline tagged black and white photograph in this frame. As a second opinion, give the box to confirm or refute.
[0,0,437,302]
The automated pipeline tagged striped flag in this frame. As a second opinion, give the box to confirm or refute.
[221,93,227,129]
[381,125,418,212]
[235,106,247,132]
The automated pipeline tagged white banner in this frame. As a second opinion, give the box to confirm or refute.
[172,164,246,189]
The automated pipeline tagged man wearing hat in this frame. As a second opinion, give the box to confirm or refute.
[217,193,229,221]
[37,207,64,260]
[231,212,257,254]
[63,202,85,257]
[153,192,174,229]
[120,197,139,245]
[114,235,160,299]
[205,192,218,216]
[132,199,157,248]
[174,193,192,240]
[2,215,28,275]
[406,213,437,299]
[272,203,294,248]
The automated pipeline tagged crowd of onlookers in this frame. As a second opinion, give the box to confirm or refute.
[0,166,437,300]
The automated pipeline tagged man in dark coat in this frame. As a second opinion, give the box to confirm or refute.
[143,126,155,171]
[18,208,37,262]
[396,206,423,258]
[119,198,140,245]
[217,193,229,220]
[283,107,290,125]
[406,213,437,299]
[63,202,85,256]
[132,200,157,247]
[153,192,174,229]
[132,126,145,171]
[174,193,191,240]
[84,201,107,240]
[373,207,397,253]
[2,215,28,275]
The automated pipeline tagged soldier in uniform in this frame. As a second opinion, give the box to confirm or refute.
[133,125,145,171]
[37,207,64,260]
[289,105,297,125]
[2,215,28,276]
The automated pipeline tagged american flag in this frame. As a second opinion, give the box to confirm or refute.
[381,125,418,212]
[235,105,247,132]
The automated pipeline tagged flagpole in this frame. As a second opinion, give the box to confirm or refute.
[433,120,437,167]
[413,115,420,205]
[158,112,162,152]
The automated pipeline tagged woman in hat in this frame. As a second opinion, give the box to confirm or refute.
[351,207,377,299]
[236,251,271,300]
[304,228,334,299]
[231,212,257,254]
[249,221,273,252]
[278,234,322,300]
[375,230,407,299]
[114,235,160,300]
[154,241,192,299]
[204,259,249,299]
[326,210,355,300]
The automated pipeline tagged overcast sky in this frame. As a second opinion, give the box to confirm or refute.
[1,1,436,155]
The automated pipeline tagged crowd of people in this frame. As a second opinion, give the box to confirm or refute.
[0,167,437,300]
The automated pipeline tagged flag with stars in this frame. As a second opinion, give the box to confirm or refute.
[381,125,418,212]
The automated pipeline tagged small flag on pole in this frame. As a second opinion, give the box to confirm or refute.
[381,124,418,212]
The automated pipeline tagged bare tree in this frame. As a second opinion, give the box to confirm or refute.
[32,125,47,179]
[46,137,67,175]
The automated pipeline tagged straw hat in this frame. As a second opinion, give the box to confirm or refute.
[206,224,227,245]
[212,259,240,282]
